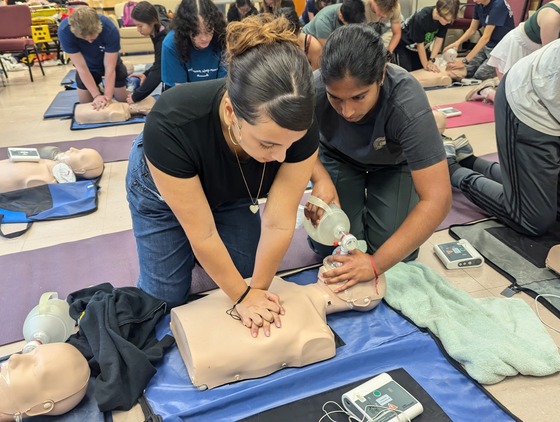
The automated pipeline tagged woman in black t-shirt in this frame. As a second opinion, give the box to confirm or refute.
[227,0,258,23]
[127,1,169,103]
[126,14,318,338]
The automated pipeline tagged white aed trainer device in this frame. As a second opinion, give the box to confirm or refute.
[434,239,484,269]
[342,373,424,422]
[436,107,462,118]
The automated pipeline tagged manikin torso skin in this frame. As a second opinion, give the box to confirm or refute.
[0,160,58,193]
[0,343,90,421]
[170,271,385,389]
[73,96,155,124]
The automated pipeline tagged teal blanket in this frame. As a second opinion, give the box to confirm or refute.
[385,262,560,384]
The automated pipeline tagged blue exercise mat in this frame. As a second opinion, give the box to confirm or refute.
[70,114,147,130]
[43,90,79,119]
[145,268,519,421]
[61,68,76,85]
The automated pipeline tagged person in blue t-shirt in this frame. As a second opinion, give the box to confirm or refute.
[161,0,227,88]
[444,0,514,80]
[58,7,128,110]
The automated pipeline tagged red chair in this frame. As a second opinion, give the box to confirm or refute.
[508,0,530,26]
[0,5,45,82]
[448,0,477,32]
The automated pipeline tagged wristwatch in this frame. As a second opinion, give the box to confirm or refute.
[462,57,469,65]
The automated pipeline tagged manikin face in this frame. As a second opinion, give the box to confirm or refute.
[132,18,154,37]
[0,344,89,419]
[56,147,103,178]
[191,16,214,50]
[231,117,307,163]
[326,75,384,123]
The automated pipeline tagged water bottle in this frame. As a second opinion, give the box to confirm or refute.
[22,292,76,354]
[126,76,141,93]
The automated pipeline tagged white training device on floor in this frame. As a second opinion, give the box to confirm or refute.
[7,147,40,162]
[461,78,482,86]
[434,239,484,269]
[341,373,424,421]
[437,107,462,118]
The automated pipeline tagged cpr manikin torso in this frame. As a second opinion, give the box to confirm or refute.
[74,96,156,124]
[0,147,103,194]
[410,49,467,87]
[170,271,386,390]
[0,343,90,421]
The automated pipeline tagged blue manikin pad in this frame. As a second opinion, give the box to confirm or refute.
[70,114,146,130]
[145,268,517,421]
[43,90,79,119]
[60,69,76,85]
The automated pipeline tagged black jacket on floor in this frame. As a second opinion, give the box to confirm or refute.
[67,283,174,412]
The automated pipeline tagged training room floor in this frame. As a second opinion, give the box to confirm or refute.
[0,59,558,421]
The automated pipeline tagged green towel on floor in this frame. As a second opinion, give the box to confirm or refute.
[385,262,560,384]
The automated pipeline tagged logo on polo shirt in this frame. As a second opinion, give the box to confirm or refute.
[373,137,386,150]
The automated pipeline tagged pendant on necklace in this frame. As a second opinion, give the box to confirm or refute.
[249,204,259,214]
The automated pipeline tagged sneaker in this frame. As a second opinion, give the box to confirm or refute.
[465,78,497,101]
[453,134,473,162]
[442,135,456,160]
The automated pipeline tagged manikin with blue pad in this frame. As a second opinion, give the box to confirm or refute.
[73,96,156,125]
[170,196,385,390]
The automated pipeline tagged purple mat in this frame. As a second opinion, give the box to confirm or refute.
[0,134,138,164]
[436,152,497,231]
[0,231,138,347]
[0,222,322,346]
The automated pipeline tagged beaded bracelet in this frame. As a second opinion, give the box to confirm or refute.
[226,285,251,320]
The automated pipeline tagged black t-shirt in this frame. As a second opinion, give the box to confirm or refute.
[314,64,445,171]
[227,2,258,23]
[400,6,449,47]
[131,28,168,103]
[143,79,319,209]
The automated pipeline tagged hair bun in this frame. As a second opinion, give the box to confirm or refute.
[226,14,298,62]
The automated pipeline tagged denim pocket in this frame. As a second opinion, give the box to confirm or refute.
[127,141,165,203]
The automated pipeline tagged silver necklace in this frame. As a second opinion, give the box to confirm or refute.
[233,148,266,214]
[228,124,266,214]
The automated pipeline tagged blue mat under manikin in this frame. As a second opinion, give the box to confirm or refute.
[70,114,147,130]
[61,69,76,85]
[145,268,518,421]
[44,90,79,119]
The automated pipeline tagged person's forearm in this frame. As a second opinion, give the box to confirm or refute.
[455,28,475,46]
[77,67,102,98]
[103,69,116,100]
[193,233,252,302]
[371,196,450,275]
[250,222,294,290]
[310,157,331,185]
[465,36,489,62]
[388,32,401,53]
[417,43,429,68]
[431,37,444,57]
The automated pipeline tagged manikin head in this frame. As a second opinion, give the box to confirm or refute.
[0,343,90,421]
[55,148,104,179]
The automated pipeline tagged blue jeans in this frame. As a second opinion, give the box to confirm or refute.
[309,148,419,261]
[126,134,261,307]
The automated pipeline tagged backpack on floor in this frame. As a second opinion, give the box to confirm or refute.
[153,4,172,29]
[121,1,138,27]
[0,179,100,238]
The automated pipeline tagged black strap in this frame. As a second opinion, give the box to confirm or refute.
[0,214,33,239]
